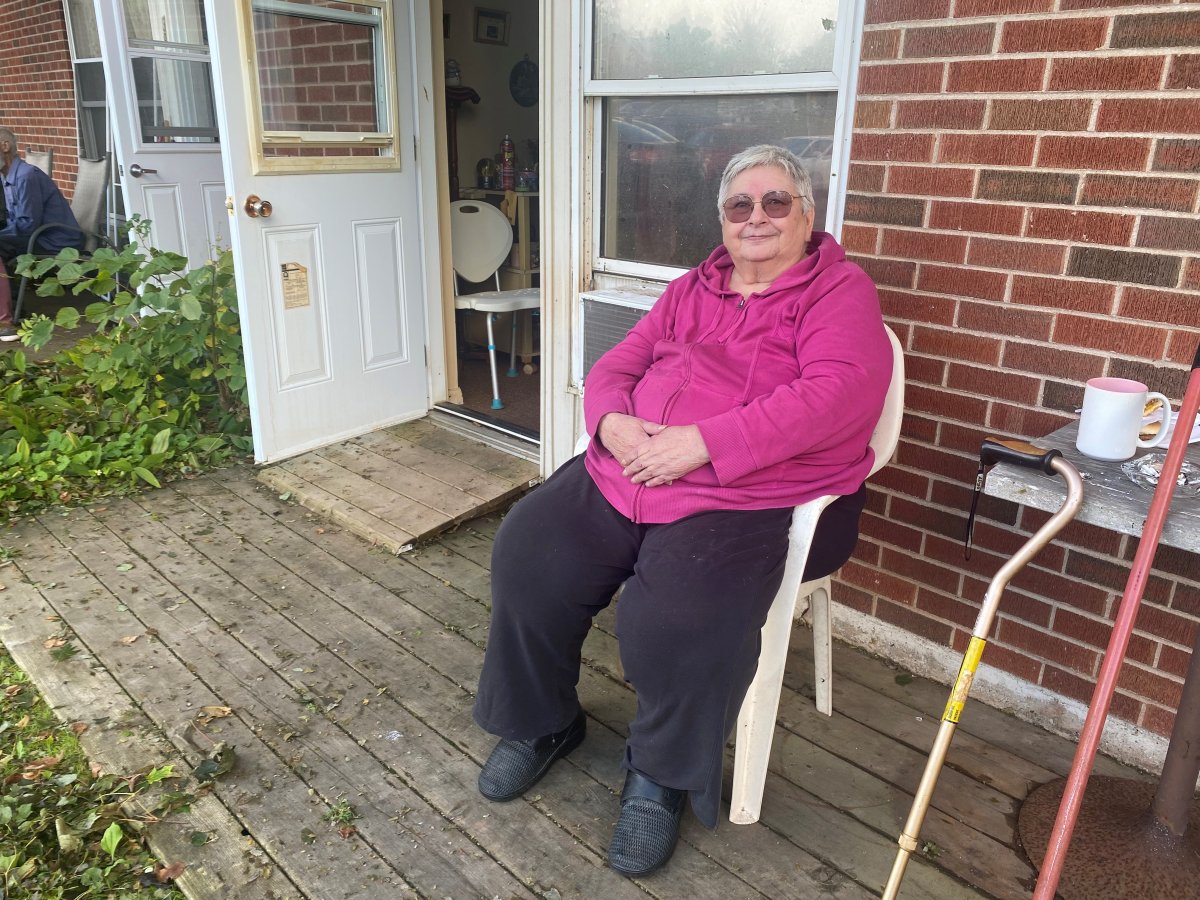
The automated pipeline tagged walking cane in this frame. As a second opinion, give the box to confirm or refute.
[1032,341,1200,900]
[881,437,1084,899]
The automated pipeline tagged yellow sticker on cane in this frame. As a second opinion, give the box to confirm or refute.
[943,636,987,723]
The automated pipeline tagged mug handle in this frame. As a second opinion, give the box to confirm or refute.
[1136,391,1174,448]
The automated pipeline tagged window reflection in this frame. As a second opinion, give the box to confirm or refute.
[594,0,837,80]
[600,94,836,268]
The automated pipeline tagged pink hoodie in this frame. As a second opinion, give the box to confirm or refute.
[583,232,892,524]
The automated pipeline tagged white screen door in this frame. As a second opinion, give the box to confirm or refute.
[205,0,429,462]
[94,0,228,264]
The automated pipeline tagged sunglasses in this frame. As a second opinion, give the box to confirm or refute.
[722,191,803,223]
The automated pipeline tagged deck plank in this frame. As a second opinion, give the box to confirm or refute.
[352,430,521,502]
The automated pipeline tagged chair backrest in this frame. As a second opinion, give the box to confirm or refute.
[71,157,110,253]
[25,148,53,177]
[449,199,513,285]
[867,324,906,478]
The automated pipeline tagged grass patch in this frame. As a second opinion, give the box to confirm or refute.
[0,644,188,897]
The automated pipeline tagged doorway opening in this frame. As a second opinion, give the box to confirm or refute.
[436,0,541,444]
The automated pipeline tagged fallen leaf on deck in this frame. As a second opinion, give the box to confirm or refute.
[44,637,67,649]
[71,722,88,735]
[116,563,134,571]
[156,861,188,882]
[121,635,140,645]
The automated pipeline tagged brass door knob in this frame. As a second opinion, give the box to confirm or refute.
[244,195,273,218]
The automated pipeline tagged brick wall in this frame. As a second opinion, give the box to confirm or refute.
[845,1,1200,739]
[0,0,79,197]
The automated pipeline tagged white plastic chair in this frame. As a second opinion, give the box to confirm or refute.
[449,199,540,410]
[728,324,905,824]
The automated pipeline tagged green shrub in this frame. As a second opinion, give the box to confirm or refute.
[1,223,251,519]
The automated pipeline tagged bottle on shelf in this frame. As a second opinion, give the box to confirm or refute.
[500,133,515,191]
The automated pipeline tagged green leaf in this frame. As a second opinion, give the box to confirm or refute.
[150,427,172,455]
[145,764,175,785]
[179,295,203,321]
[55,307,82,329]
[132,467,161,488]
[189,830,211,846]
[100,821,123,859]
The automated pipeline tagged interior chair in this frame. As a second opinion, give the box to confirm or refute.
[12,155,110,322]
[728,323,905,824]
[24,147,53,177]
[449,198,540,410]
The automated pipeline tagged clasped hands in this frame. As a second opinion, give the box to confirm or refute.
[597,413,710,487]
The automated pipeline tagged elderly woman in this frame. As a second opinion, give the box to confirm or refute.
[473,145,892,876]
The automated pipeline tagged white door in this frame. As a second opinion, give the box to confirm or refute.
[94,0,228,264]
[206,0,429,462]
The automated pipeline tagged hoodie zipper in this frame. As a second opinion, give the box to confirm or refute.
[631,343,696,523]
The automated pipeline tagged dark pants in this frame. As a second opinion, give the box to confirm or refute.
[473,455,865,827]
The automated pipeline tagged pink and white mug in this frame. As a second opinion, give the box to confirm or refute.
[1076,377,1172,461]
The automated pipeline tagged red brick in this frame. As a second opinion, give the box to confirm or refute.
[989,99,1092,132]
[915,588,978,629]
[1152,138,1200,173]
[1141,704,1176,737]
[924,532,1017,583]
[968,238,1067,276]
[1042,666,1142,725]
[911,326,1002,366]
[1116,287,1197,322]
[1080,175,1200,213]
[1002,340,1107,383]
[1004,274,1104,315]
[852,132,936,163]
[865,0,953,25]
[847,194,927,227]
[1052,608,1114,651]
[1136,215,1200,253]
[1025,208,1136,246]
[878,289,958,325]
[977,640,1043,684]
[890,494,973,543]
[957,300,1054,340]
[999,619,1100,673]
[1048,56,1165,92]
[848,163,887,192]
[1117,664,1183,709]
[1097,99,1200,135]
[875,598,955,645]
[1167,330,1199,364]
[957,0,1054,15]
[987,403,1071,438]
[1107,359,1191,399]
[903,354,948,386]
[842,224,881,255]
[841,560,920,604]
[939,133,1037,166]
[1061,0,1171,8]
[1134,604,1199,648]
[918,264,1008,301]
[854,536,884,567]
[884,549,964,595]
[851,255,917,288]
[1111,11,1200,50]
[881,229,969,264]
[855,99,894,129]
[1038,136,1152,173]
[1052,314,1169,358]
[857,61,946,95]
[1157,645,1192,679]
[1146,545,1200,584]
[905,383,990,423]
[1167,54,1200,90]
[893,443,977,485]
[947,363,1041,405]
[862,28,902,61]
[896,99,987,130]
[872,465,931,501]
[928,201,1024,236]
[1001,17,1108,52]
[978,170,1079,204]
[888,165,976,198]
[1054,516,1128,558]
[1009,567,1111,617]
[830,581,875,615]
[948,58,1046,93]
[903,23,996,58]
[1067,246,1182,288]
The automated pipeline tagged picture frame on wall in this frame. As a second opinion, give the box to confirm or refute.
[473,7,509,45]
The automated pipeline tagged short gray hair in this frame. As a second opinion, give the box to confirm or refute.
[0,128,16,151]
[717,144,814,219]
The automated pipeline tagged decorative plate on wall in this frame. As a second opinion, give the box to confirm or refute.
[509,55,538,107]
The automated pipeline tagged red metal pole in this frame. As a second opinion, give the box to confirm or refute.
[1033,345,1200,900]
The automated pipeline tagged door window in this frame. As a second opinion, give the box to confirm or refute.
[245,0,399,170]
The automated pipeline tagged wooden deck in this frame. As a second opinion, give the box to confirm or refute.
[0,461,1142,899]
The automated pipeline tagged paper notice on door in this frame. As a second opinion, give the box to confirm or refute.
[281,263,310,309]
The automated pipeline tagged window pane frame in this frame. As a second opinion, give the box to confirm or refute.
[583,0,863,283]
[244,0,400,174]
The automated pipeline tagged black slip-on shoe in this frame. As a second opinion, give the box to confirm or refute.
[607,770,687,878]
[477,708,586,802]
